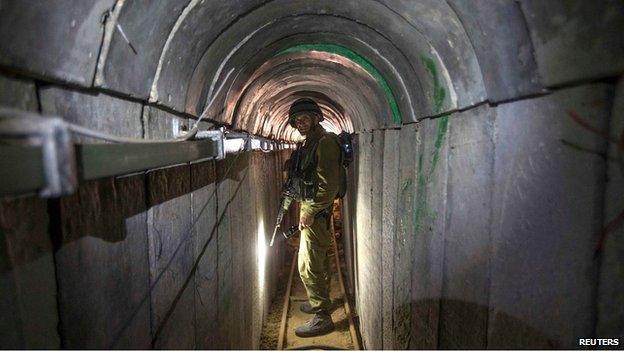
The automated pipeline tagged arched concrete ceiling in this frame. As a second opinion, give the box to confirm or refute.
[229,50,390,141]
[154,0,461,124]
[10,0,608,141]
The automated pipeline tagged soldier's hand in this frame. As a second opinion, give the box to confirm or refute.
[287,236,299,250]
[299,212,314,230]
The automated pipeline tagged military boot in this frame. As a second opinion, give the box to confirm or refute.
[299,302,317,314]
[300,301,335,314]
[295,313,335,337]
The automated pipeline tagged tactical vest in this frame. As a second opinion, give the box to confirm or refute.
[292,132,347,201]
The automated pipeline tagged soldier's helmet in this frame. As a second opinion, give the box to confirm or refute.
[288,98,324,127]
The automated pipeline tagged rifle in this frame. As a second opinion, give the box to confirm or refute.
[268,181,296,246]
[269,148,302,246]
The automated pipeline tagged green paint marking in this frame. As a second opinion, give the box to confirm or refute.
[409,56,451,234]
[430,210,438,222]
[399,179,413,225]
[400,179,412,195]
[397,179,414,246]
[429,114,450,179]
[421,56,446,113]
[414,152,427,232]
[413,116,450,233]
[277,43,402,124]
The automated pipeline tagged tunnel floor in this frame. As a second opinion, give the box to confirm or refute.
[260,233,359,349]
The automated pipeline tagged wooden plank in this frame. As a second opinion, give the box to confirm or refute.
[354,132,373,349]
[249,152,270,349]
[488,85,609,348]
[228,153,247,349]
[152,284,196,349]
[597,79,624,342]
[242,153,256,349]
[37,82,150,349]
[250,154,260,350]
[369,130,384,350]
[411,116,450,349]
[441,105,494,349]
[147,165,195,349]
[381,129,400,349]
[392,124,420,349]
[0,80,43,351]
[144,107,195,348]
[56,175,150,349]
[0,197,59,349]
[191,160,219,349]
[216,156,234,349]
[330,216,362,350]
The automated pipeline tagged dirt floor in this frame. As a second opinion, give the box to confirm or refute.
[260,251,290,349]
[285,263,353,349]
[260,240,358,350]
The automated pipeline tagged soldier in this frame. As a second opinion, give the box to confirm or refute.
[288,98,344,337]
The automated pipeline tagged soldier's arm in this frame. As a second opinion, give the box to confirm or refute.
[301,135,341,217]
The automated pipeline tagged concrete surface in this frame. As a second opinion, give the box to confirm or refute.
[0,0,623,348]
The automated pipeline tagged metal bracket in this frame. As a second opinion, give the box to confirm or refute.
[195,129,225,160]
[0,108,77,197]
[0,108,287,198]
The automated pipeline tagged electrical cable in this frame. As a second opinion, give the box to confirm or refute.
[181,68,234,141]
[67,68,234,144]
[66,67,284,153]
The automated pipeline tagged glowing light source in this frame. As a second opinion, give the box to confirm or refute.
[257,218,267,295]
[224,138,246,153]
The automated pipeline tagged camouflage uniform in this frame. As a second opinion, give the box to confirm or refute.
[296,128,343,313]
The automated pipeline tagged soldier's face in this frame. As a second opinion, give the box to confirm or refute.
[294,113,317,136]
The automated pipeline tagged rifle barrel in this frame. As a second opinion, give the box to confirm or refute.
[269,223,280,246]
[269,193,293,247]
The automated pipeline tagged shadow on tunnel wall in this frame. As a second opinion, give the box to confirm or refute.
[0,149,259,347]
[48,152,268,348]
[148,156,251,349]
[52,154,249,247]
[0,195,58,348]
[54,175,147,245]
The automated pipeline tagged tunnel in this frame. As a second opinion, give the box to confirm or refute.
[1,0,624,349]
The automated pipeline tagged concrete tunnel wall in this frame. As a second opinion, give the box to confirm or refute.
[0,0,624,349]
[0,92,290,348]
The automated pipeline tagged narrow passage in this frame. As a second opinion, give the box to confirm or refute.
[261,204,360,350]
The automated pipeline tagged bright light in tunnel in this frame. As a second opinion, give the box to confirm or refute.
[320,119,341,135]
[251,138,262,149]
[257,218,267,296]
[289,128,304,142]
[224,138,246,153]
[286,121,343,142]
